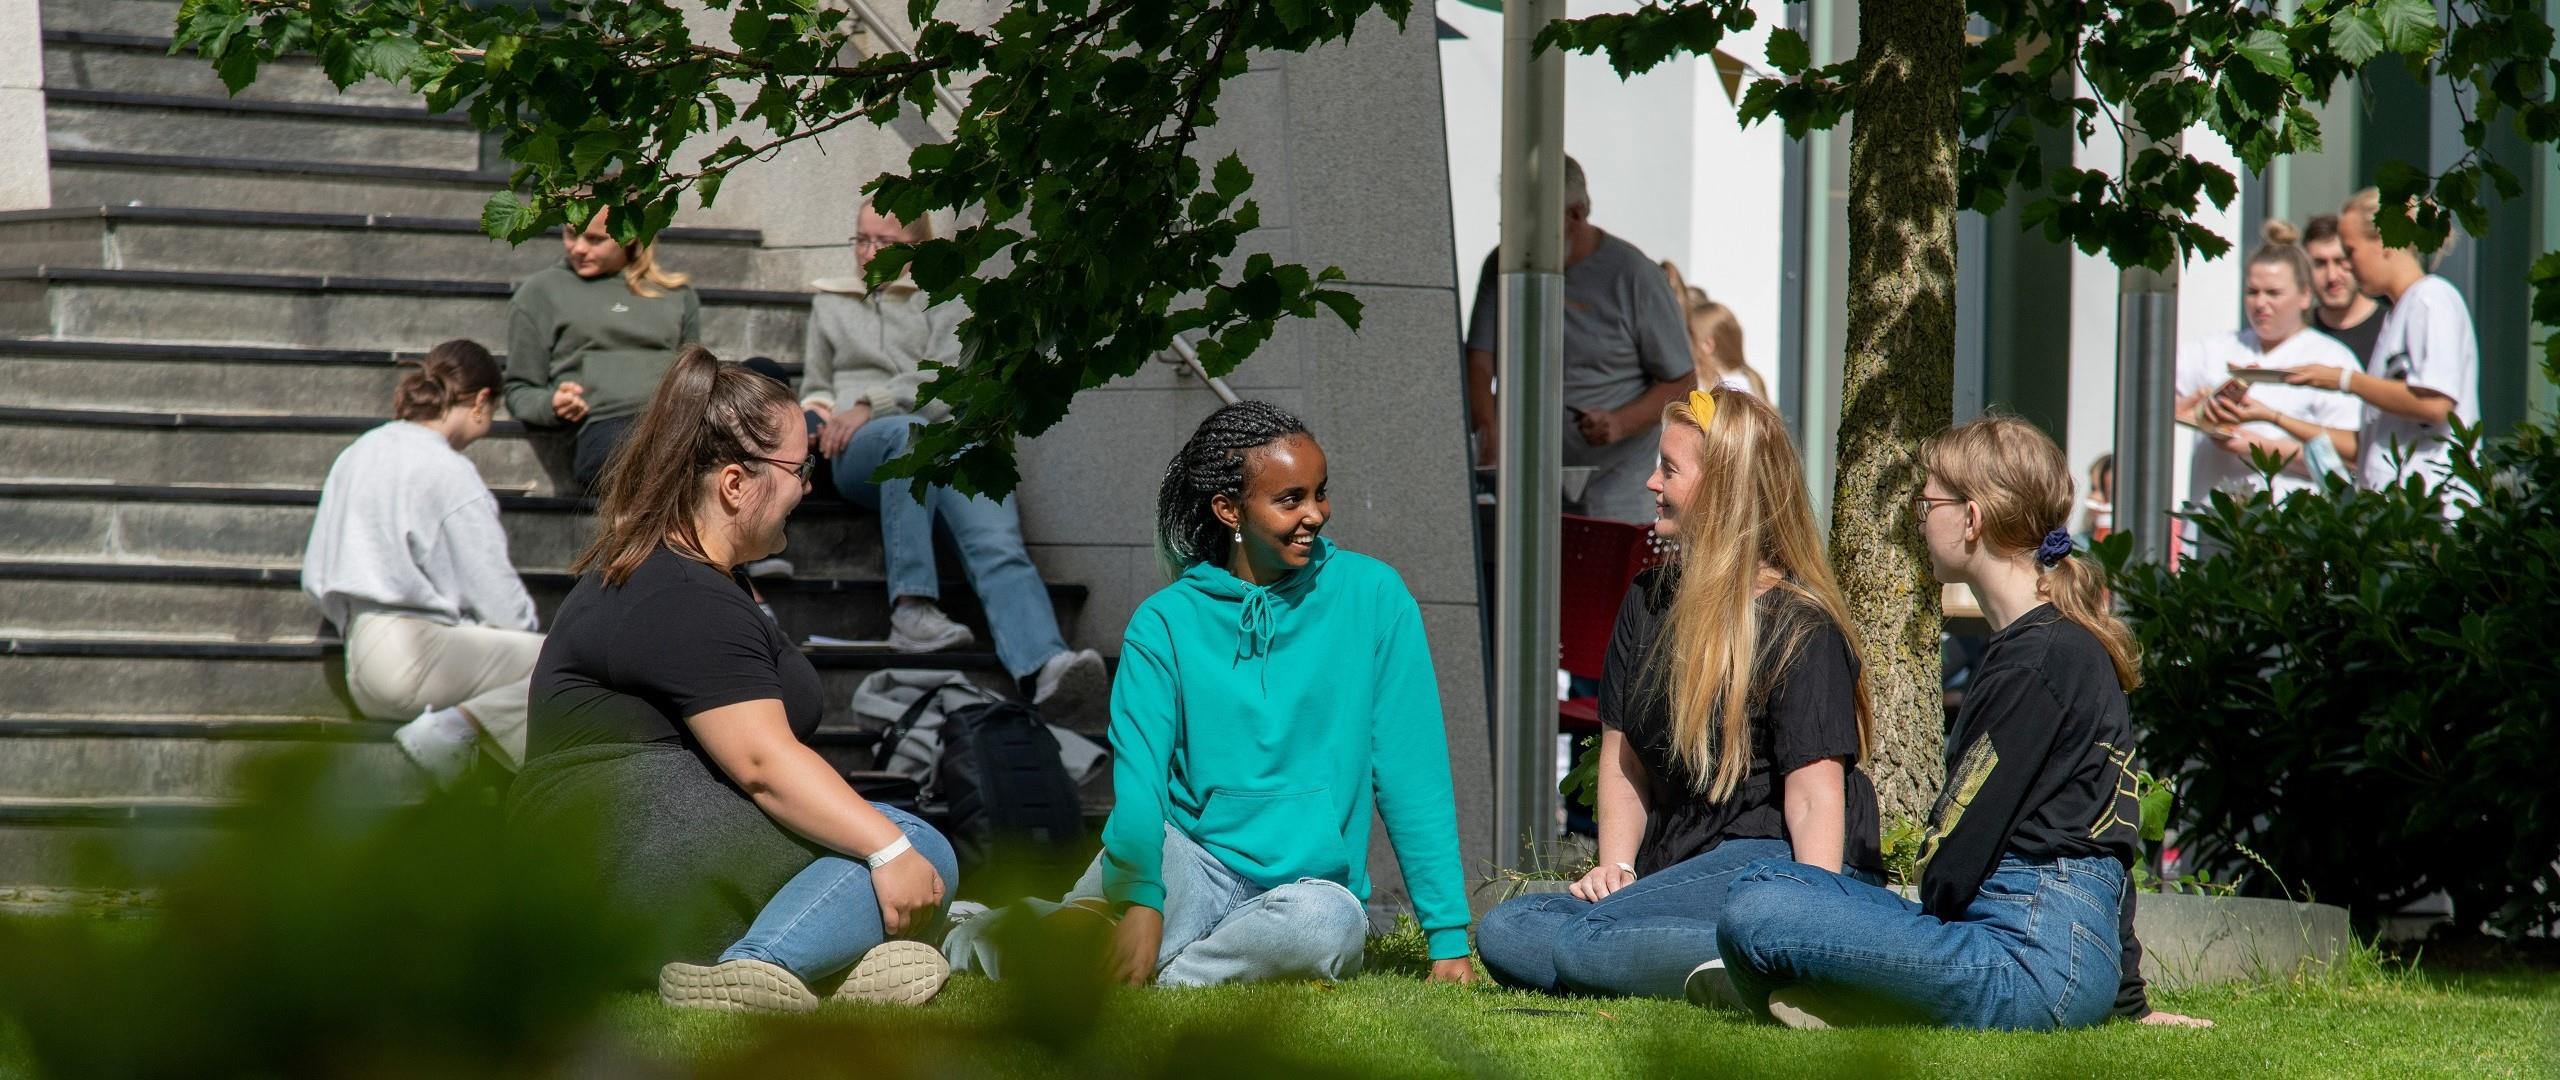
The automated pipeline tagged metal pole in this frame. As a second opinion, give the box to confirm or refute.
[2115,277,2177,566]
[1492,0,1565,873]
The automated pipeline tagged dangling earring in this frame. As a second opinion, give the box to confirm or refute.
[1234,529,1244,544]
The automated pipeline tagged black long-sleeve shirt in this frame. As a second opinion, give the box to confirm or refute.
[1914,605,2152,1017]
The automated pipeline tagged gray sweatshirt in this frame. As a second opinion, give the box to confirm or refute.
[504,262,702,426]
[800,279,967,421]
[301,421,539,634]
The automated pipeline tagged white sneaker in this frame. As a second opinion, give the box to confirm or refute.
[658,957,820,1014]
[393,707,476,791]
[741,557,795,579]
[1764,987,1838,1029]
[1032,648,1108,721]
[830,940,949,1005]
[888,601,976,653]
[1684,958,1742,1012]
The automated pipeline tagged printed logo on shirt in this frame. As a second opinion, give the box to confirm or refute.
[2089,741,2142,841]
[1912,735,2000,881]
[611,303,631,313]
[2379,348,2411,383]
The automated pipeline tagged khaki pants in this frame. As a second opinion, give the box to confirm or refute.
[345,613,543,769]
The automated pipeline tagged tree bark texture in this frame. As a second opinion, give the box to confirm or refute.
[1835,0,1961,822]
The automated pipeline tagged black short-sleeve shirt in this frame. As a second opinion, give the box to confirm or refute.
[1599,569,1882,876]
[527,546,826,762]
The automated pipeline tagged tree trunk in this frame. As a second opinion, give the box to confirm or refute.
[1833,0,1962,822]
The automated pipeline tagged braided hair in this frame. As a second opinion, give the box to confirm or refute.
[1155,400,1311,576]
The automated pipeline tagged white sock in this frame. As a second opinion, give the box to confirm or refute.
[419,707,476,743]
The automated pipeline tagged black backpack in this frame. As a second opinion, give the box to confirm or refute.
[876,689,1085,868]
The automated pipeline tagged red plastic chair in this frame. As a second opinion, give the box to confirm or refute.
[1557,514,1664,733]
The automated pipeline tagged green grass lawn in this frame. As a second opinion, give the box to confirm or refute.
[597,961,2560,1080]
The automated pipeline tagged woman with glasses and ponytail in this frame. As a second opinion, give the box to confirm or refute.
[509,346,958,1014]
[1475,385,1881,1001]
[1712,415,2207,1031]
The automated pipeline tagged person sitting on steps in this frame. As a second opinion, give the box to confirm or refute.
[1475,386,1881,1000]
[945,401,1476,988]
[302,339,541,789]
[800,193,1104,722]
[503,206,702,494]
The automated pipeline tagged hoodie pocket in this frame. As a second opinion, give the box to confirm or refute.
[1195,786,1349,885]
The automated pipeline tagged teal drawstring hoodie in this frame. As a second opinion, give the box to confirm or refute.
[1100,537,1472,961]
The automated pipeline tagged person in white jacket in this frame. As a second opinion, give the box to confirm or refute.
[303,339,542,786]
[799,197,1106,725]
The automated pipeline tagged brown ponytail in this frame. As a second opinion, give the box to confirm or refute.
[573,345,796,586]
[1922,416,2141,691]
[392,339,501,421]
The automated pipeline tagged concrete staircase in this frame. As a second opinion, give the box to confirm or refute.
[0,0,1080,888]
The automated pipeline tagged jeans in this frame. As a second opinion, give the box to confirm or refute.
[827,411,1068,679]
[1716,854,2127,1031]
[716,802,961,984]
[571,415,636,493]
[945,825,1369,988]
[1479,838,1824,998]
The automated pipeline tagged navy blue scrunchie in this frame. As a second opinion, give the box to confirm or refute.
[2035,527,2074,568]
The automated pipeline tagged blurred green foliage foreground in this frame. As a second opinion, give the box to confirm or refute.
[0,752,2551,1080]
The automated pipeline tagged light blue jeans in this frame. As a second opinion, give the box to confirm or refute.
[946,824,1370,987]
[828,411,1068,679]
[1715,854,2127,1030]
[716,802,961,984]
[1479,837,1831,998]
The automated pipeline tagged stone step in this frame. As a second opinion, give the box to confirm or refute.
[0,339,805,423]
[0,207,766,292]
[0,479,874,579]
[38,0,182,37]
[0,267,807,356]
[0,798,230,888]
[42,30,423,109]
[0,405,568,493]
[0,717,421,800]
[0,561,1085,647]
[51,150,508,218]
[46,89,486,173]
[0,637,1017,720]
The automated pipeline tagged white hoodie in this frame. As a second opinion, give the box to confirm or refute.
[301,421,537,634]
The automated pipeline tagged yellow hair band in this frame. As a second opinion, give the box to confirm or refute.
[1687,387,1717,429]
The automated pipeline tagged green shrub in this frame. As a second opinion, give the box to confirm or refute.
[2099,423,2560,936]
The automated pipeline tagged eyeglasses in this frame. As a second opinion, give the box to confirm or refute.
[752,455,816,483]
[850,234,908,252]
[1911,493,1967,523]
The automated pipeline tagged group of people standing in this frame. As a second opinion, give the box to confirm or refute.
[2173,187,2479,522]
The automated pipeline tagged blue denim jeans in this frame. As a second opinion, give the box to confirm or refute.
[1716,854,2127,1030]
[945,824,1369,988]
[716,802,961,984]
[1478,839,1879,998]
[826,411,1068,679]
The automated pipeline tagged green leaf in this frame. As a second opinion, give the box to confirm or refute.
[358,36,426,83]
[483,34,520,76]
[2371,0,2441,57]
[1765,27,1810,74]
[1211,152,1252,202]
[2328,11,2386,67]
[478,189,542,241]
[2234,27,2293,79]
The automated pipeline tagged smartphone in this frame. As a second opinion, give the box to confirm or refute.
[2214,377,2250,405]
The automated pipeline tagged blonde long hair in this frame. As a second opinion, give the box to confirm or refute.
[1653,386,1871,800]
[1659,261,1769,398]
[1920,415,2140,690]
[583,206,691,299]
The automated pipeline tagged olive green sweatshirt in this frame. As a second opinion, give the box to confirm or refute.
[503,263,702,426]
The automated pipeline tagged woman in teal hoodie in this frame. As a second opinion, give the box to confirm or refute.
[948,402,1474,986]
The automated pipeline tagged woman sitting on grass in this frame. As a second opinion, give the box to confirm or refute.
[508,346,957,1014]
[1476,386,1880,999]
[949,401,1474,987]
[1710,415,2208,1030]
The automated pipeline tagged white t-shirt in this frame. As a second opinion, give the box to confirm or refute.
[2175,328,2365,504]
[2358,275,2479,491]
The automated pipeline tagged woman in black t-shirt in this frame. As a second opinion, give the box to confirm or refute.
[1477,387,1880,999]
[1714,416,2209,1030]
[509,346,958,1014]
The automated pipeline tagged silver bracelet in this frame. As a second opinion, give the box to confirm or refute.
[864,835,914,870]
[1613,861,1637,877]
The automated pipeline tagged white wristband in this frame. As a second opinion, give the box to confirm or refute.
[864,835,914,870]
[2337,367,2355,392]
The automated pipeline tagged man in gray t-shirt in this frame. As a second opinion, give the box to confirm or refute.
[1464,158,1694,524]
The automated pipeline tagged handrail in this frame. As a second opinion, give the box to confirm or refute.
[836,0,969,130]
[831,0,1239,410]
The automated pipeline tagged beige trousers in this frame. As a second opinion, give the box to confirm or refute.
[344,613,543,769]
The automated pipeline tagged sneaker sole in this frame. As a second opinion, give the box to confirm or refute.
[1764,988,1834,1029]
[833,940,949,1006]
[1037,656,1110,726]
[1683,961,1741,1012]
[659,958,821,1014]
[888,631,976,653]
